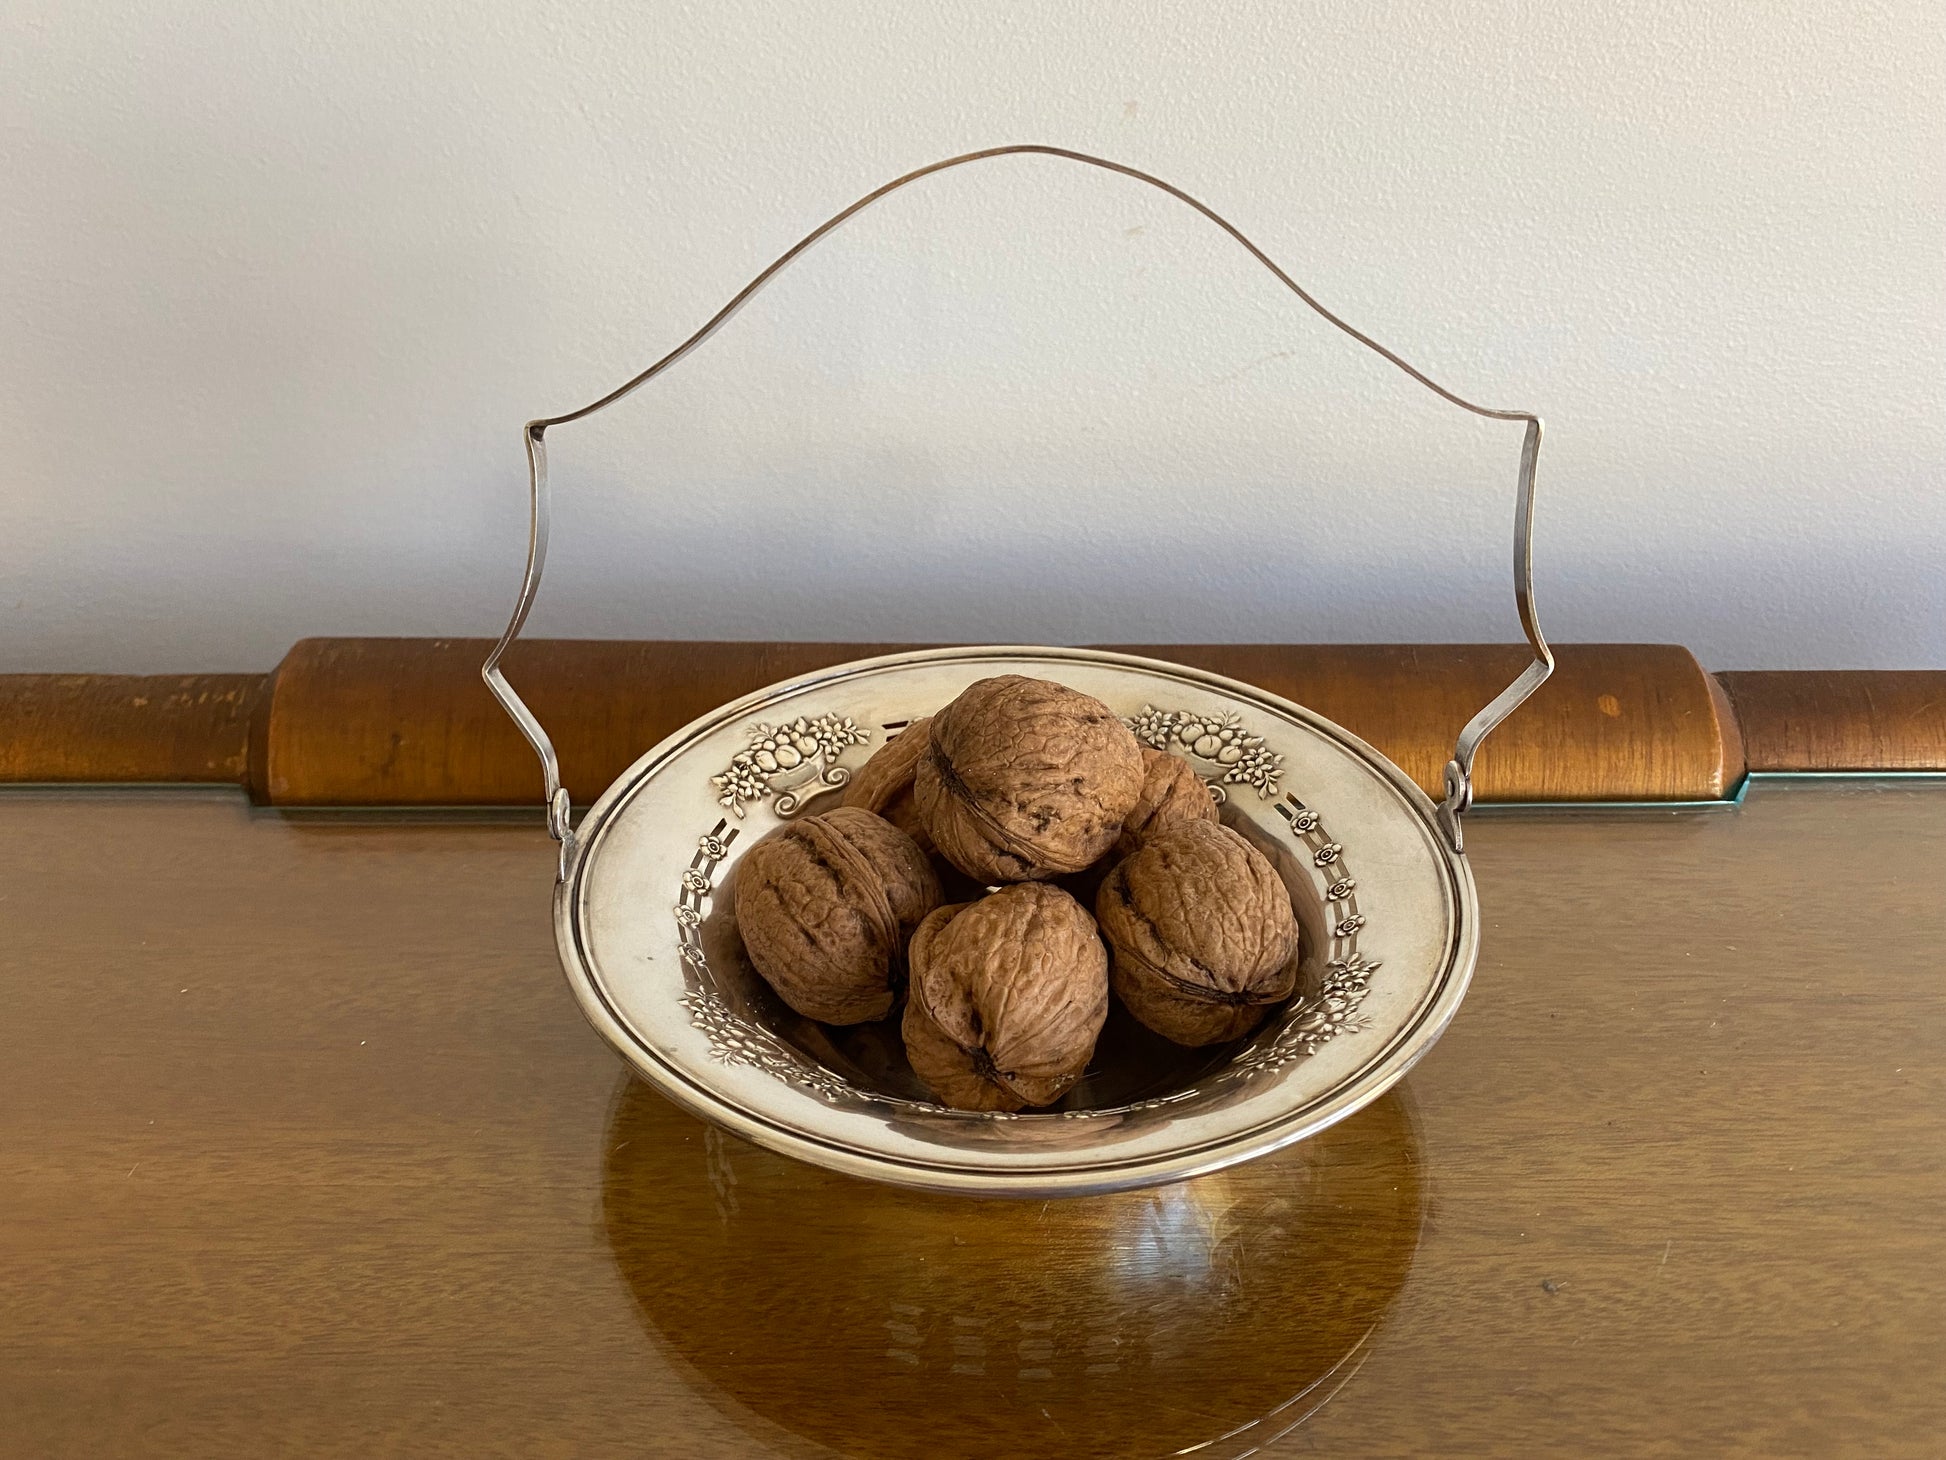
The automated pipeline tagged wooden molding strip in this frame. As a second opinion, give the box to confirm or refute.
[0,673,262,786]
[253,638,1739,807]
[11,642,1935,808]
[1717,671,1946,773]
[1107,643,1742,805]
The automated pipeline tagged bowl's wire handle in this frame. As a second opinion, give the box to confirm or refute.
[484,144,1552,877]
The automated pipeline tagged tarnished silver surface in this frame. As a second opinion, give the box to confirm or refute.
[483,145,1554,865]
[556,646,1476,1197]
[482,145,1553,1191]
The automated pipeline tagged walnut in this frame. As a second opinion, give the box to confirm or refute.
[734,807,941,1025]
[902,884,1109,1111]
[840,716,934,853]
[914,675,1145,883]
[1116,748,1220,857]
[1096,818,1299,1046]
[1052,747,1212,906]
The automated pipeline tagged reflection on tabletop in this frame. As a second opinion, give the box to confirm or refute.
[602,1077,1426,1460]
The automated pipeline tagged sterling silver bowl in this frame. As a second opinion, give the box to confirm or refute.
[481,146,1554,1195]
[555,645,1479,1196]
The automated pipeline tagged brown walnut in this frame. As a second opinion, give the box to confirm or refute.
[902,884,1110,1111]
[914,675,1144,883]
[733,807,941,1025]
[840,716,934,853]
[1116,747,1220,857]
[1096,818,1299,1046]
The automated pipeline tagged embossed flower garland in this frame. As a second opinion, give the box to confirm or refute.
[1125,706,1283,798]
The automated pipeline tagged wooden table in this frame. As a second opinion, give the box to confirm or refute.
[4,778,1943,1457]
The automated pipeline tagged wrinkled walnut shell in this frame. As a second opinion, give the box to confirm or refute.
[1096,818,1299,1046]
[1116,748,1220,857]
[902,884,1110,1111]
[915,676,1144,883]
[734,807,941,1025]
[840,716,934,853]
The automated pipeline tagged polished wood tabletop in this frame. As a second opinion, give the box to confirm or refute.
[4,779,1943,1457]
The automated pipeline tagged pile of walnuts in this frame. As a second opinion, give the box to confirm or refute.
[734,675,1300,1112]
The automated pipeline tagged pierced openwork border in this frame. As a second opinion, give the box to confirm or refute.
[675,820,860,1106]
[675,706,1379,1117]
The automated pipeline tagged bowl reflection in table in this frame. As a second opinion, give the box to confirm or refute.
[601,1072,1426,1460]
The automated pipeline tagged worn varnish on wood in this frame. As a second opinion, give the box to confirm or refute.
[0,673,261,786]
[1108,642,1744,804]
[1719,669,1946,772]
[12,640,1941,808]
[250,638,1742,807]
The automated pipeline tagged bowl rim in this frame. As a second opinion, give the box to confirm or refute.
[553,644,1478,1197]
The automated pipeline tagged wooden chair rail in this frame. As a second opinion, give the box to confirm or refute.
[1718,670,1946,773]
[2,639,1941,807]
[0,673,262,786]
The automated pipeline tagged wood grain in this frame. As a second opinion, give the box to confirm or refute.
[1718,669,1946,771]
[1104,642,1742,803]
[0,673,261,784]
[253,636,915,807]
[251,637,1741,807]
[17,646,1946,809]
[2,782,1941,1456]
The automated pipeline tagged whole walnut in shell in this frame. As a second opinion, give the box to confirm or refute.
[1096,818,1299,1046]
[734,807,941,1025]
[840,716,934,853]
[915,676,1145,883]
[1116,748,1220,857]
[902,884,1110,1111]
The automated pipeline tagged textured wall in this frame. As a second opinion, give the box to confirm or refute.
[4,1,1941,671]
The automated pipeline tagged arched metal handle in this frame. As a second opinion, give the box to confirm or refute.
[484,144,1552,875]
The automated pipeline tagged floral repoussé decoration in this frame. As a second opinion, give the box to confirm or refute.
[1125,705,1284,799]
[1225,954,1380,1078]
[711,714,873,818]
[680,695,1384,1116]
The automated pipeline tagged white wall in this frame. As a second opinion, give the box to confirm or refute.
[4,1,1941,673]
